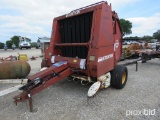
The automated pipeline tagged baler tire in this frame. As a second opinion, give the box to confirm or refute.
[111,65,128,89]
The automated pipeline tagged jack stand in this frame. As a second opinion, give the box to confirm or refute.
[136,61,138,71]
[28,93,33,112]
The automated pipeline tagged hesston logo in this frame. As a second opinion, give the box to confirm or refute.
[66,10,80,17]
[114,40,119,51]
[98,54,113,62]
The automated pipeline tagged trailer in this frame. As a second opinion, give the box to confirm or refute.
[130,49,160,62]
[13,1,128,112]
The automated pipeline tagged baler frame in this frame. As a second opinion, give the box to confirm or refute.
[13,1,127,112]
[44,1,122,78]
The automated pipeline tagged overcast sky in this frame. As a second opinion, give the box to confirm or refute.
[0,0,160,43]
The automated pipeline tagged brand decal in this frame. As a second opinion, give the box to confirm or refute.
[114,40,119,51]
[66,10,80,17]
[98,54,113,62]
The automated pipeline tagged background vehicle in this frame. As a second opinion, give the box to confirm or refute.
[4,44,7,51]
[148,42,156,49]
[12,43,16,50]
[36,41,41,49]
[19,37,31,49]
[37,37,50,56]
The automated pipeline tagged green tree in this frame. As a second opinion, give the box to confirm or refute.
[0,42,4,49]
[120,19,132,36]
[153,30,160,40]
[4,36,32,49]
[141,35,153,41]
[31,42,36,47]
[10,36,19,47]
[6,40,13,48]
[124,36,140,39]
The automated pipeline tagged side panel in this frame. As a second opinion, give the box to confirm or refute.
[44,2,122,77]
[45,20,61,66]
[88,46,114,77]
[113,19,122,63]
[98,4,114,47]
[97,46,114,77]
[90,8,101,48]
[91,4,114,48]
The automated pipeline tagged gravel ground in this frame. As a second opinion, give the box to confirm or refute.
[0,49,160,120]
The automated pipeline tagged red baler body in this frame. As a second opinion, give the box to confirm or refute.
[14,1,123,111]
[44,1,122,78]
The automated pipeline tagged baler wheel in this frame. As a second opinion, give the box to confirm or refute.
[111,65,128,89]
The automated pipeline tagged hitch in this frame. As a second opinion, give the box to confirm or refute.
[13,61,72,112]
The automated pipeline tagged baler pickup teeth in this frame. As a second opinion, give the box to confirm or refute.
[13,61,72,112]
[19,72,60,91]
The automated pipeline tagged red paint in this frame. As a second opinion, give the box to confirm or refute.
[44,1,122,77]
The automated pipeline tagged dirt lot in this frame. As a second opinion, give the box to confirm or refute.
[0,48,160,120]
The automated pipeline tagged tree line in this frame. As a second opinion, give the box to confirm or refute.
[119,19,160,41]
[0,36,36,49]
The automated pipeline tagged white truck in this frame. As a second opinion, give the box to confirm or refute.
[19,37,31,49]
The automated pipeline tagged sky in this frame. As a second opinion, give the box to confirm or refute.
[0,0,160,43]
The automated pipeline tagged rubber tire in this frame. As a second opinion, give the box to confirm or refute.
[111,65,128,89]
